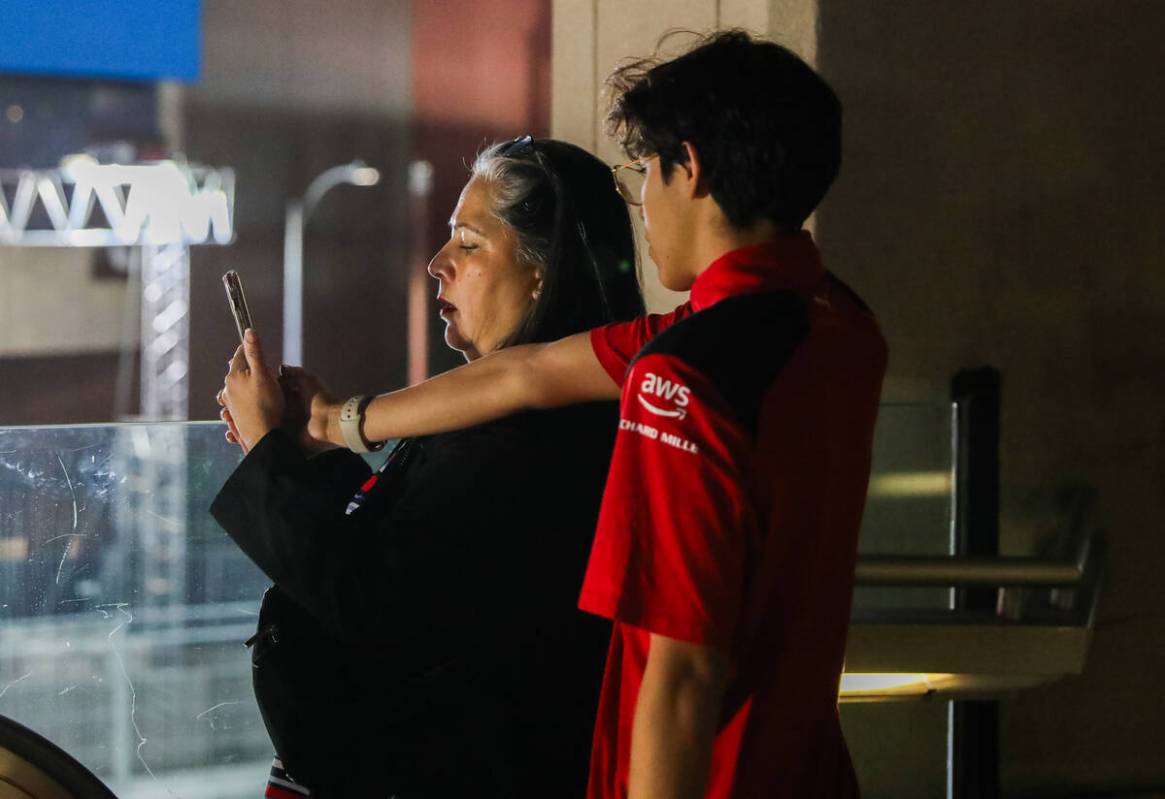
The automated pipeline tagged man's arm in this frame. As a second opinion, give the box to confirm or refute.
[629,633,732,799]
[331,330,618,445]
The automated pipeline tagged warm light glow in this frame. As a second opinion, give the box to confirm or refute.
[0,537,29,561]
[867,470,952,498]
[840,672,953,697]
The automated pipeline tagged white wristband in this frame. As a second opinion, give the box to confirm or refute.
[339,395,383,453]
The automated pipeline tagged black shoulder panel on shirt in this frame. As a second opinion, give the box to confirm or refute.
[631,291,810,437]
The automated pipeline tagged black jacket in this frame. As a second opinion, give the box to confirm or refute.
[209,403,617,798]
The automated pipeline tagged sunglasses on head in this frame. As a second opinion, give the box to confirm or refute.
[497,134,535,157]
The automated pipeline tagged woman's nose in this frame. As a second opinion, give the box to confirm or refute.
[427,244,453,281]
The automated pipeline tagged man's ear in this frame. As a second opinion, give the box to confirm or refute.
[679,141,710,199]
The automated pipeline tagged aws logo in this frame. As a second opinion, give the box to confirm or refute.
[637,372,691,420]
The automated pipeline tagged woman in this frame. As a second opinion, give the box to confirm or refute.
[214,136,642,798]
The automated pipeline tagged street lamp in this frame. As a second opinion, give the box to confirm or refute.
[282,160,380,366]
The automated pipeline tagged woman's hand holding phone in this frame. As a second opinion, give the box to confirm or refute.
[217,347,340,455]
[219,329,284,453]
[218,271,341,454]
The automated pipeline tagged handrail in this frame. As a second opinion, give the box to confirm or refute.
[857,486,1098,590]
[854,555,1084,588]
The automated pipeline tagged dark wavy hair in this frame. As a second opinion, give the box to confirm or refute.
[471,137,644,346]
[606,30,842,231]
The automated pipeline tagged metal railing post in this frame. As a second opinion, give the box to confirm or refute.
[949,367,1002,799]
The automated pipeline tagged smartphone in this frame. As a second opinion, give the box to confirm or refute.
[222,270,254,342]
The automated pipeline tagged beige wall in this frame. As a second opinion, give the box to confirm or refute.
[817,2,1165,792]
[552,0,821,313]
[552,0,1165,794]
[0,249,128,357]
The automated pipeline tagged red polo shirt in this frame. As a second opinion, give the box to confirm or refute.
[579,232,887,798]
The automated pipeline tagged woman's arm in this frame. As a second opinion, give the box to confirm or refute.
[319,331,619,446]
[210,428,374,619]
[211,416,572,652]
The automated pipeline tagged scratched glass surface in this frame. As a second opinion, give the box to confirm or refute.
[0,422,272,798]
[0,409,952,795]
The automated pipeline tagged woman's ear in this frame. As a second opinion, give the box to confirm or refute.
[532,271,544,300]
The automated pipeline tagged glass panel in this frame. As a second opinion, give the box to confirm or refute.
[854,401,956,612]
[843,402,956,799]
[2,423,282,797]
[0,406,953,793]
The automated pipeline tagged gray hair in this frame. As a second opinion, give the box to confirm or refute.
[470,143,554,273]
[465,138,643,348]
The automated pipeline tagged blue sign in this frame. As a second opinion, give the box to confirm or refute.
[0,0,200,82]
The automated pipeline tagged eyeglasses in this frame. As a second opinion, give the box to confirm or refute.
[610,154,655,206]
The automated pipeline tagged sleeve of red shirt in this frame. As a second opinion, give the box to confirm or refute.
[589,306,688,387]
[579,352,756,651]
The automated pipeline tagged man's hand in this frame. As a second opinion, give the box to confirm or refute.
[278,365,344,453]
[219,329,284,453]
[628,634,731,799]
[279,365,343,445]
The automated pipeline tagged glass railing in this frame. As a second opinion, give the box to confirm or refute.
[855,402,955,612]
[0,405,954,796]
[2,423,275,797]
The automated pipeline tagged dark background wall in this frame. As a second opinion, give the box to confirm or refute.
[190,0,552,411]
[411,0,552,375]
[816,2,1165,793]
[183,0,414,420]
[0,0,552,424]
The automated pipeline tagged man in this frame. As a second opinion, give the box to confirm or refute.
[570,32,885,798]
[226,29,886,799]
